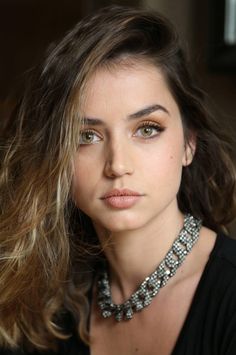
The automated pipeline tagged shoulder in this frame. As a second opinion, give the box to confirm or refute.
[192,231,236,303]
[211,233,236,354]
[202,232,236,307]
[212,232,236,269]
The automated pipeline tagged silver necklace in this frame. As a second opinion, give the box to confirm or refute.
[97,214,202,322]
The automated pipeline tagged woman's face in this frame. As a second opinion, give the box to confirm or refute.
[72,60,194,233]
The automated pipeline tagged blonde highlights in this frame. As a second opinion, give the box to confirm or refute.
[0,5,235,351]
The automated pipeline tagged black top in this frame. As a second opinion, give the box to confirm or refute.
[2,232,236,354]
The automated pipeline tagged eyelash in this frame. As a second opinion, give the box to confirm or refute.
[79,121,165,145]
[135,121,165,138]
[79,129,102,145]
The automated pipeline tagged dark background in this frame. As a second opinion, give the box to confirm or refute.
[0,0,236,118]
[0,0,140,107]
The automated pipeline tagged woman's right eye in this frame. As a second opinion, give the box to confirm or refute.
[79,130,102,145]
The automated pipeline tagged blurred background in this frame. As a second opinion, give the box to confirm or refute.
[1,0,236,129]
[0,0,236,231]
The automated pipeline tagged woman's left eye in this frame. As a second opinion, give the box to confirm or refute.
[134,122,164,138]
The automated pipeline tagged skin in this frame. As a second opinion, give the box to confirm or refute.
[72,60,217,354]
[73,62,192,234]
[72,60,194,291]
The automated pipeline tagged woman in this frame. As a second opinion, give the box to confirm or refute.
[0,5,236,355]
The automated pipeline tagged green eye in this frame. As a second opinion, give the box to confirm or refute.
[139,126,155,137]
[81,131,94,143]
[135,122,163,138]
[79,130,101,145]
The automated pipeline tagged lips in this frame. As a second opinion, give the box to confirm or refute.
[101,189,142,209]
[102,188,141,199]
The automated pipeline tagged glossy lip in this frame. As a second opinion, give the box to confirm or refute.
[101,189,143,209]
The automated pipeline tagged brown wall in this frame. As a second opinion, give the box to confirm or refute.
[0,0,140,110]
[1,0,235,125]
[143,0,236,126]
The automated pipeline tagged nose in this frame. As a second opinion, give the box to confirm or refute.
[104,140,134,178]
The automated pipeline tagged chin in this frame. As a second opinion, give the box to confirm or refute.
[95,214,145,233]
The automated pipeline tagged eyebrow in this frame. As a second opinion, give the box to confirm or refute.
[82,104,169,126]
[129,104,169,119]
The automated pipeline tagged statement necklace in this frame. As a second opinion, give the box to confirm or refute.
[97,214,202,322]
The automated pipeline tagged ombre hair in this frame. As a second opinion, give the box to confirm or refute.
[0,5,235,351]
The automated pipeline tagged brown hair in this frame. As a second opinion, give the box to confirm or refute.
[0,5,235,351]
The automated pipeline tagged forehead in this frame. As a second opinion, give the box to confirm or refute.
[82,60,180,119]
[86,60,167,96]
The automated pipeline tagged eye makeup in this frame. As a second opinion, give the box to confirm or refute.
[134,120,165,139]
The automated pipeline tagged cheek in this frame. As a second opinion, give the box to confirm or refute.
[143,143,184,196]
[72,176,91,212]
[146,140,184,172]
[166,134,186,171]
[166,149,185,189]
[71,159,91,204]
[72,153,102,210]
[150,153,183,200]
[166,149,185,178]
[152,154,183,180]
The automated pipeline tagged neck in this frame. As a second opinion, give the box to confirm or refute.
[94,206,184,303]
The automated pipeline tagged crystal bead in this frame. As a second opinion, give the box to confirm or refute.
[97,214,202,322]
[102,310,112,318]
[144,294,152,306]
[124,307,133,320]
[135,301,144,311]
[115,312,123,322]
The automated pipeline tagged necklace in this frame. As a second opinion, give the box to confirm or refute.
[97,214,202,322]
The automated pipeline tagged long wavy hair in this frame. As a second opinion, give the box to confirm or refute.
[0,5,235,351]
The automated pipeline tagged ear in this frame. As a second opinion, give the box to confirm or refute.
[182,134,196,167]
